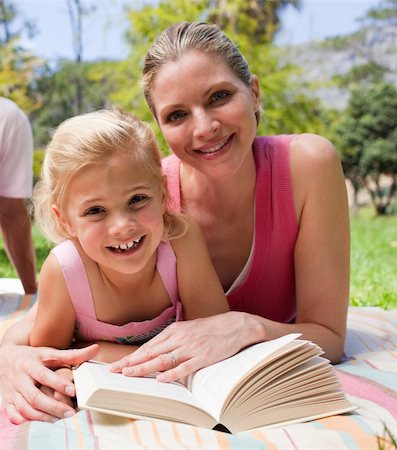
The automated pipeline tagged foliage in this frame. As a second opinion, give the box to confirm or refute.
[333,62,387,86]
[0,40,42,111]
[337,82,397,215]
[206,0,301,45]
[0,0,42,111]
[333,0,397,89]
[365,0,397,24]
[0,223,53,279]
[33,149,45,183]
[30,60,126,147]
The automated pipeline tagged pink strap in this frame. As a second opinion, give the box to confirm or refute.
[52,240,181,319]
[51,240,95,317]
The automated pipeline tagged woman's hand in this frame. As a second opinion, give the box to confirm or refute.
[110,312,264,382]
[0,343,99,424]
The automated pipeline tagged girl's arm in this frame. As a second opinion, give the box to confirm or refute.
[30,253,76,349]
[110,134,349,380]
[172,219,230,320]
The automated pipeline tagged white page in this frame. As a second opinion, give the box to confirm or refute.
[189,333,301,420]
[75,362,204,411]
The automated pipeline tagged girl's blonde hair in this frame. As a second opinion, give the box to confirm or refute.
[142,21,260,124]
[34,109,188,243]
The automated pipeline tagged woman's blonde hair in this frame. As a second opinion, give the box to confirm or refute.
[34,109,188,243]
[142,21,260,123]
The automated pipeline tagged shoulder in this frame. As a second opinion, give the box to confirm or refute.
[0,98,31,150]
[290,133,340,168]
[289,133,345,219]
[290,133,342,187]
[161,153,179,171]
[0,97,28,125]
[39,251,67,288]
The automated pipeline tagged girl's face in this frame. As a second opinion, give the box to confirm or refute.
[151,49,260,178]
[55,152,165,276]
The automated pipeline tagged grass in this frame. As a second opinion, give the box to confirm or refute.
[350,206,397,310]
[0,206,396,310]
[0,224,53,278]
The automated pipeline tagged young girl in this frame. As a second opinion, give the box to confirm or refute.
[29,109,229,365]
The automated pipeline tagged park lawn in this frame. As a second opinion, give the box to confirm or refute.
[350,206,397,310]
[0,207,396,309]
[0,224,53,279]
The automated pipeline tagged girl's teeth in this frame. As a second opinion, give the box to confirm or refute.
[113,237,142,251]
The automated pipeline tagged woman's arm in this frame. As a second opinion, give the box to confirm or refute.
[110,134,350,381]
[284,133,350,361]
[0,337,99,423]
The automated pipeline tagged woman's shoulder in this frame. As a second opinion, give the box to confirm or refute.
[290,133,340,164]
[161,153,179,170]
[289,133,345,220]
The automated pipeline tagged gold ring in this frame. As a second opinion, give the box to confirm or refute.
[168,352,177,368]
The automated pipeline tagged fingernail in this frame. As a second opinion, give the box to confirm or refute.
[156,374,166,382]
[65,386,75,396]
[122,368,134,376]
[64,410,75,418]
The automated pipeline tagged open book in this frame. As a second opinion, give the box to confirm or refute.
[73,333,356,433]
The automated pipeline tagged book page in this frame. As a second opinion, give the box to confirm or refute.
[189,333,301,420]
[75,361,203,411]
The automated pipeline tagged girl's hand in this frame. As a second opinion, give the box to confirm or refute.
[39,367,75,410]
[110,312,264,382]
[0,343,99,423]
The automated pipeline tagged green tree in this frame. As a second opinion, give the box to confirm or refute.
[30,59,123,147]
[0,0,41,111]
[332,0,397,88]
[206,0,301,45]
[65,0,96,114]
[365,0,397,24]
[337,82,397,215]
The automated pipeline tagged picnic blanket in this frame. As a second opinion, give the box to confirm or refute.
[0,280,396,450]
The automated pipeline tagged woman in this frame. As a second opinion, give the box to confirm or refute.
[0,21,350,423]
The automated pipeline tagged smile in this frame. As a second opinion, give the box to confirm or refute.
[108,236,144,253]
[195,135,232,155]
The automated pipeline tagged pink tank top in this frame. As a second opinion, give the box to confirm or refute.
[162,135,298,323]
[51,239,183,344]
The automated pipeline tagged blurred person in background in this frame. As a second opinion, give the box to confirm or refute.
[0,97,37,294]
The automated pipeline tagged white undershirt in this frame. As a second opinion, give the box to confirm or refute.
[226,227,256,295]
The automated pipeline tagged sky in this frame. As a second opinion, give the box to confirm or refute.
[15,0,381,62]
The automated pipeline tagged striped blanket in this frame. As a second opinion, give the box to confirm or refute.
[0,282,396,449]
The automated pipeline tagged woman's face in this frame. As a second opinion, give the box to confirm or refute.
[151,50,260,178]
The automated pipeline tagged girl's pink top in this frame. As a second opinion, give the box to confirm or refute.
[51,239,183,344]
[162,135,298,323]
